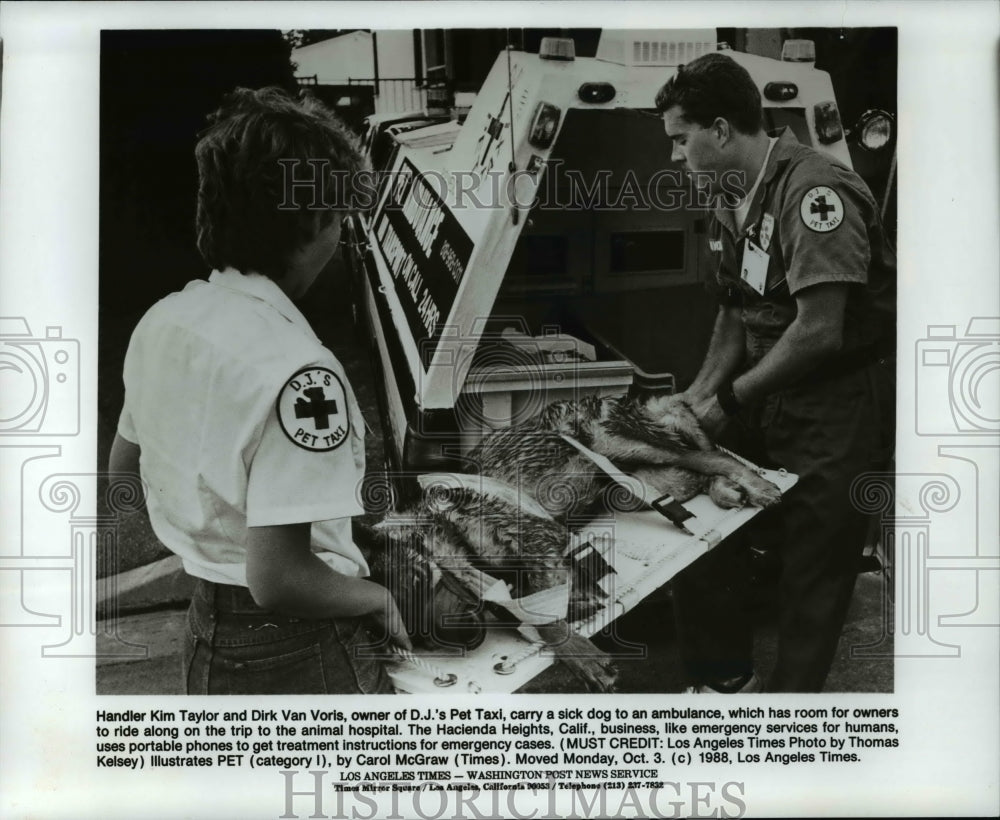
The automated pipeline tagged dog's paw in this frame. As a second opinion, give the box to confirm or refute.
[559,652,618,693]
[546,631,618,692]
[740,474,783,508]
[708,476,745,509]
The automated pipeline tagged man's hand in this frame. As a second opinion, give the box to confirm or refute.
[691,393,729,438]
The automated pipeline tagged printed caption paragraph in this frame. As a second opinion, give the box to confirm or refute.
[95,704,900,779]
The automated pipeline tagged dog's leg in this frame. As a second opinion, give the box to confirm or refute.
[590,431,687,466]
[674,450,781,508]
[628,465,707,503]
[534,620,617,692]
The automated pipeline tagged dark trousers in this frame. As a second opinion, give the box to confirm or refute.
[673,360,894,692]
[184,579,394,695]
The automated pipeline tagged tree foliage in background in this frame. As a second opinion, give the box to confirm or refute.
[283,29,368,50]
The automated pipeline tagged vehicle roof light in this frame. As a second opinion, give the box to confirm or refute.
[539,37,576,61]
[528,102,561,149]
[781,39,816,63]
[814,101,844,145]
[578,82,616,104]
[857,109,894,152]
[763,81,798,102]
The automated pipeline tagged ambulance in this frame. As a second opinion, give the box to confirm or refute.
[342,30,893,495]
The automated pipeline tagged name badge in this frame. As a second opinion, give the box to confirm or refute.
[740,240,769,295]
[709,239,723,252]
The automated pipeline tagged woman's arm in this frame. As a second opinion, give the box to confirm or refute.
[108,433,147,512]
[246,523,412,650]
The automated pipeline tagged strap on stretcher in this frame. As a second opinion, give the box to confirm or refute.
[559,433,722,548]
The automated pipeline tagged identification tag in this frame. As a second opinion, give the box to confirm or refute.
[740,239,769,295]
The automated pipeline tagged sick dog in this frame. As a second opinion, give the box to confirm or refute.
[373,393,782,692]
[471,392,782,522]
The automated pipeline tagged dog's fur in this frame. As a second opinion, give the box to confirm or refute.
[470,393,781,522]
[374,480,617,691]
[376,393,781,692]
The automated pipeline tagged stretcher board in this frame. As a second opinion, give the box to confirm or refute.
[387,466,798,693]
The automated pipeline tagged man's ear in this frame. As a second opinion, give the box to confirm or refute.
[712,117,732,146]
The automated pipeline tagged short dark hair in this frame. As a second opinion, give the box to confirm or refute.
[654,53,763,135]
[195,87,365,279]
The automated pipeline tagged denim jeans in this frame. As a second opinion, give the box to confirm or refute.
[183,578,394,695]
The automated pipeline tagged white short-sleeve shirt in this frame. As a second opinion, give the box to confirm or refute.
[117,268,368,585]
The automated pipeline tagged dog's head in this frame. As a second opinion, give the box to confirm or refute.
[370,519,488,652]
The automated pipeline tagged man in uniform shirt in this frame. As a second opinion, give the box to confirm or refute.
[655,53,895,692]
[110,87,410,694]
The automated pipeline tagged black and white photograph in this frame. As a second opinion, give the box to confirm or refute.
[1,3,997,819]
[97,25,897,697]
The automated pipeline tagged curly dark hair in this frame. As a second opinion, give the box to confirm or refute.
[654,53,763,135]
[194,87,365,280]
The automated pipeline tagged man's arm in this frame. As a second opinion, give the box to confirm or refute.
[684,305,746,401]
[246,523,412,650]
[693,282,849,435]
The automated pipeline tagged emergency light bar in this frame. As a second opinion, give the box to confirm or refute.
[781,39,816,64]
[539,37,575,61]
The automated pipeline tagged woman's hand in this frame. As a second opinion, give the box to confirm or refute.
[366,592,413,652]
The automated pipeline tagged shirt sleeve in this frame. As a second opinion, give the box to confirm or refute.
[779,161,873,295]
[245,364,367,528]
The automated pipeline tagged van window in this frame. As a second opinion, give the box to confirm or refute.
[609,230,685,274]
[512,235,569,277]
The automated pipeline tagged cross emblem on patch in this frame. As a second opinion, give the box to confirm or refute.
[810,196,836,222]
[277,366,350,451]
[799,185,845,233]
[294,386,338,430]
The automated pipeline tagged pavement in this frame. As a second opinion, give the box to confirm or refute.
[97,255,893,695]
